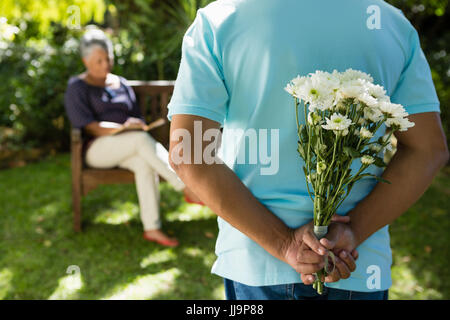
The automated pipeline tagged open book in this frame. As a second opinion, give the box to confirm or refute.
[99,118,166,135]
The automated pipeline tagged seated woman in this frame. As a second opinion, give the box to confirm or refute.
[64,27,203,247]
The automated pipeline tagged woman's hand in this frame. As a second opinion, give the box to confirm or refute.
[86,121,124,137]
[124,117,147,128]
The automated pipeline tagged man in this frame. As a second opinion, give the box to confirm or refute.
[166,0,448,300]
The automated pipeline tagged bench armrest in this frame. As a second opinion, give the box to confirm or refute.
[146,118,167,131]
[71,128,82,144]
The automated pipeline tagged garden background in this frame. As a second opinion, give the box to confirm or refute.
[0,0,448,299]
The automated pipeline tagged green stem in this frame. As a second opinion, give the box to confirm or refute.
[298,101,315,203]
[295,98,300,134]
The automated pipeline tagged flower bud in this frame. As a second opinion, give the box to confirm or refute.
[317,161,327,174]
[361,155,375,165]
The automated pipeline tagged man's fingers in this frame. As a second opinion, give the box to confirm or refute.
[296,262,325,275]
[351,249,359,260]
[332,256,351,280]
[324,267,341,283]
[302,231,327,256]
[330,214,350,223]
[339,250,356,272]
[319,224,341,250]
[300,273,316,285]
[297,246,324,264]
[319,237,335,250]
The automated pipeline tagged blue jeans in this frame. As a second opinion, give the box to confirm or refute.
[224,278,388,300]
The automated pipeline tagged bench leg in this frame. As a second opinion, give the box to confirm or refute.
[72,180,82,232]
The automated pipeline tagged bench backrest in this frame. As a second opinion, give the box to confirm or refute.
[128,80,175,149]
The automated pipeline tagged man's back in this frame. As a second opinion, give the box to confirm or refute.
[167,0,440,289]
[170,0,438,210]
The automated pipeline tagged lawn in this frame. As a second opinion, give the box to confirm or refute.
[0,153,448,299]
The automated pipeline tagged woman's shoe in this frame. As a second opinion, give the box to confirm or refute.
[143,232,179,247]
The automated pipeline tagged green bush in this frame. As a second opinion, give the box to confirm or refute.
[0,22,83,150]
[0,0,213,152]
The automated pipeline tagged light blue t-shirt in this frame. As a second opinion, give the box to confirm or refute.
[167,0,440,292]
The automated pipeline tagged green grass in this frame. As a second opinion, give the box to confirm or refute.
[0,153,448,299]
[0,153,223,300]
[389,165,450,300]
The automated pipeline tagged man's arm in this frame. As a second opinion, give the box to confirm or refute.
[168,115,295,259]
[348,112,449,246]
[168,114,346,275]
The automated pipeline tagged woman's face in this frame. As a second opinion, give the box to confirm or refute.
[82,46,112,79]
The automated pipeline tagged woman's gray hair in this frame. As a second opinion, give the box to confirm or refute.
[80,26,114,59]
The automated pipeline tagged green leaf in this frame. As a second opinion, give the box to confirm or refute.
[358,173,391,184]
[299,124,308,143]
[297,141,306,159]
[343,146,360,158]
[373,156,387,167]
[347,181,355,194]
[372,175,391,184]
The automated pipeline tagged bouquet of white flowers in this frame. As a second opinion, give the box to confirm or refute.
[285,69,415,294]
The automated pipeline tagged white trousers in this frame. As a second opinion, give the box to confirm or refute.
[85,131,185,231]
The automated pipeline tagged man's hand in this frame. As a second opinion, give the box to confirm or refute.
[282,214,357,282]
[293,219,359,285]
[319,222,359,283]
[283,221,327,276]
[320,221,359,255]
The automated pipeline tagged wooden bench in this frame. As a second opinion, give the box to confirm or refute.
[70,80,175,232]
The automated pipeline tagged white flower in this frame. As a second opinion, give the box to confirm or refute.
[298,77,336,112]
[284,83,295,96]
[284,75,308,97]
[357,92,378,107]
[287,70,341,111]
[361,155,375,165]
[336,79,366,100]
[378,101,408,119]
[359,127,373,139]
[366,82,389,102]
[310,70,341,92]
[363,106,383,123]
[385,117,415,131]
[322,113,352,131]
[339,68,374,83]
[369,144,383,153]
